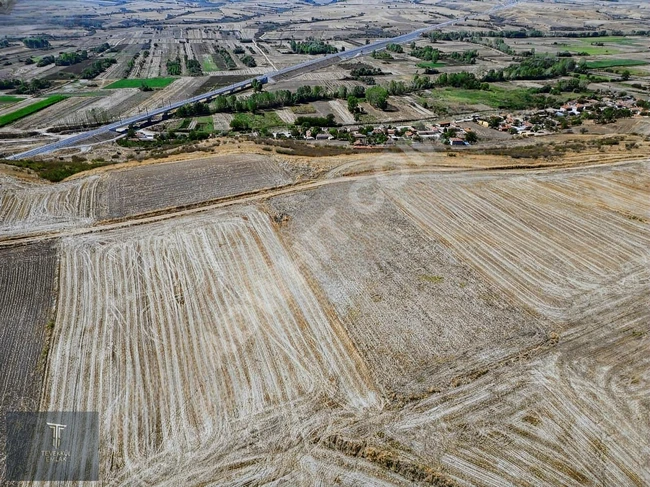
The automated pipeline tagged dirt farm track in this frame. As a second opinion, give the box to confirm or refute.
[0,148,648,485]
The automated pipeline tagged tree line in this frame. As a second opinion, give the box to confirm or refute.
[482,56,585,81]
[290,39,338,55]
[410,45,478,65]
[22,37,50,49]
[210,84,367,114]
[427,29,650,42]
[0,78,52,94]
[81,58,116,79]
[30,50,89,68]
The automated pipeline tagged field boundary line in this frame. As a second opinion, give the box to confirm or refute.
[0,156,646,248]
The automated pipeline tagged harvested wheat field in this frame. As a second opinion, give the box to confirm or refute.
[0,174,101,238]
[0,154,293,240]
[269,181,549,397]
[99,154,293,219]
[43,207,378,484]
[1,152,649,485]
[381,284,650,487]
[386,161,650,319]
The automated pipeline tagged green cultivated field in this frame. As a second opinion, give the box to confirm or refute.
[416,61,446,69]
[558,36,646,56]
[0,95,24,104]
[427,86,581,111]
[231,112,284,131]
[586,36,642,45]
[196,116,214,133]
[49,91,104,98]
[104,77,176,89]
[201,54,219,72]
[568,45,620,55]
[586,59,649,69]
[0,96,65,127]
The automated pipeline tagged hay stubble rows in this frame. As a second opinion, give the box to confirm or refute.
[1,152,649,485]
[43,207,378,484]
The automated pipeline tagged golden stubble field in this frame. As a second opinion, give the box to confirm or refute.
[0,148,649,485]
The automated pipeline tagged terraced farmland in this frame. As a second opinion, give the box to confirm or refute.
[42,207,378,484]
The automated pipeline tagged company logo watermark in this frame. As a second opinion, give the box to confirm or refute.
[47,422,67,449]
[5,411,98,481]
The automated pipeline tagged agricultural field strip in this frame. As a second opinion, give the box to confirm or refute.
[104,78,176,90]
[53,89,140,127]
[1,157,648,247]
[105,91,154,120]
[211,112,233,130]
[0,97,38,117]
[43,206,378,483]
[401,96,434,117]
[384,285,650,486]
[384,162,650,318]
[124,77,207,116]
[269,180,547,396]
[0,243,57,480]
[327,99,355,124]
[0,96,24,104]
[0,175,101,238]
[100,154,292,219]
[0,96,65,128]
[10,96,99,130]
[0,155,291,238]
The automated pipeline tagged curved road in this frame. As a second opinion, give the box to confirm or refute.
[7,0,520,160]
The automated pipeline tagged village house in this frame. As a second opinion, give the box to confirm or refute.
[450,138,467,146]
[136,129,156,141]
